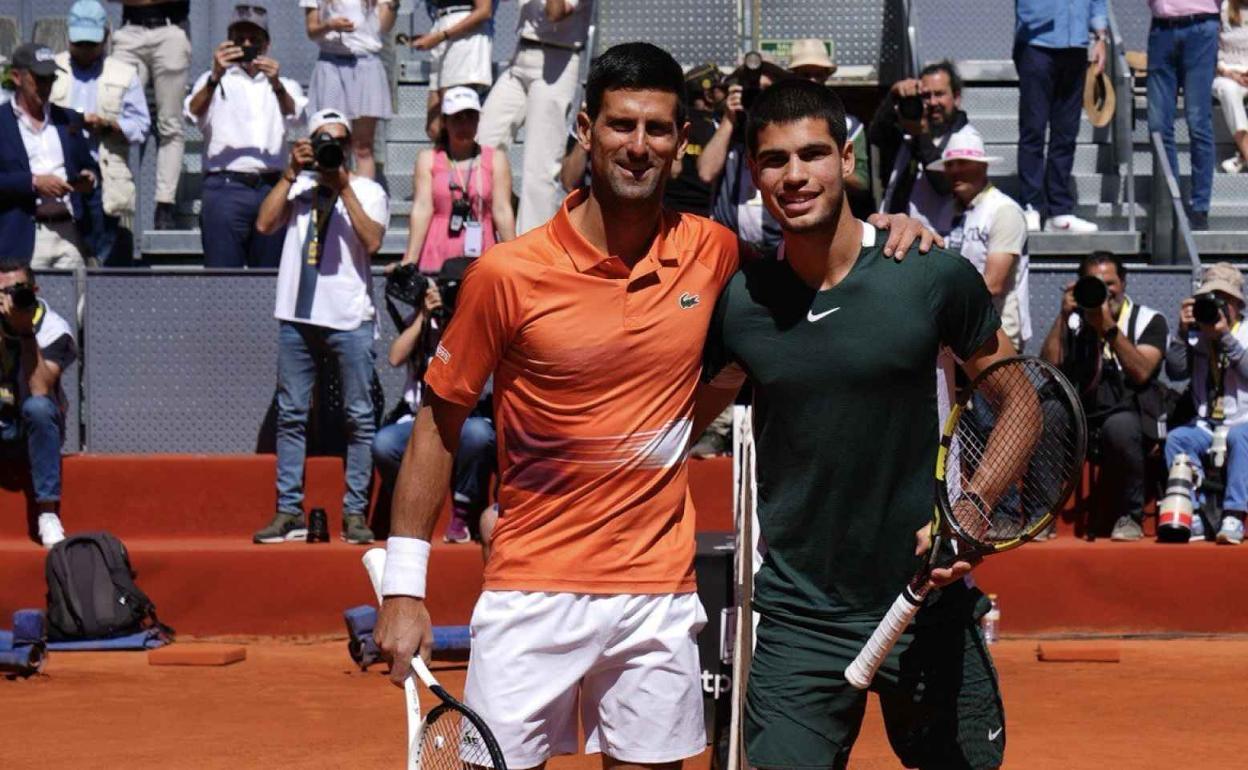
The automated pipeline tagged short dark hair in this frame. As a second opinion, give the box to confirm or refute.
[1079,250,1126,282]
[585,42,687,125]
[746,79,848,155]
[919,60,962,96]
[0,257,34,284]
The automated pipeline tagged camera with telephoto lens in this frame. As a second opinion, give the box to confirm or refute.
[1193,292,1228,327]
[311,131,345,171]
[2,282,37,312]
[1073,275,1109,310]
[726,51,765,111]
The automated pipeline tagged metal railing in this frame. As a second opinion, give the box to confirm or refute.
[1106,1,1137,233]
[1149,131,1202,274]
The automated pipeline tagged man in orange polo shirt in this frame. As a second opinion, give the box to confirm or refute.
[374,42,939,767]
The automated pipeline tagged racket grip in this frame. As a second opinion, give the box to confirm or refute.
[844,585,930,689]
[361,549,440,691]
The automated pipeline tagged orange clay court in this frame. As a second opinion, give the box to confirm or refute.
[4,457,1248,768]
[4,637,1246,769]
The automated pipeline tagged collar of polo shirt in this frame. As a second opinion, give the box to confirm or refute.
[548,188,682,277]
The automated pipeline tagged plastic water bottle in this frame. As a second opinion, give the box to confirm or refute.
[982,594,1000,644]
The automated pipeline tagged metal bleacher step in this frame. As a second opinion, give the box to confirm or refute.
[1028,230,1141,256]
[982,143,1123,176]
[974,115,1107,144]
[990,172,1127,207]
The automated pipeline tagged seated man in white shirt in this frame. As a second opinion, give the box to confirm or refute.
[930,127,1032,351]
[184,3,306,267]
[253,108,389,546]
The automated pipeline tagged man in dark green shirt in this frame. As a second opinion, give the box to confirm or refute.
[701,79,1018,770]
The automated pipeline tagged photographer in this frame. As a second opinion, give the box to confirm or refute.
[252,108,389,546]
[372,263,496,546]
[185,4,306,268]
[401,87,515,273]
[1164,263,1248,545]
[1,258,77,548]
[870,60,969,233]
[1040,252,1168,541]
[698,53,789,254]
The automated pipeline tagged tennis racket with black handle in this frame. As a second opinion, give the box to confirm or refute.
[845,355,1086,689]
[362,549,507,770]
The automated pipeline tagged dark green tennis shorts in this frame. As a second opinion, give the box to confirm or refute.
[745,596,1005,770]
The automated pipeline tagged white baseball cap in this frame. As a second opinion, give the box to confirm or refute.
[926,127,1002,170]
[442,86,482,116]
[308,108,351,136]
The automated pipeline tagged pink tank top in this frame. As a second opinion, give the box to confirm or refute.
[418,145,497,274]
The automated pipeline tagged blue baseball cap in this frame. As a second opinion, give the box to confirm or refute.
[68,0,109,44]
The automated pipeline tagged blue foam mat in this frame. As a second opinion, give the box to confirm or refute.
[46,629,169,651]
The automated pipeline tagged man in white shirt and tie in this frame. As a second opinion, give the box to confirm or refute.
[184,3,306,267]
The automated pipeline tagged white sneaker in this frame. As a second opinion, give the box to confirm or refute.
[38,513,66,549]
[1044,214,1100,233]
[1220,156,1245,174]
[1023,205,1042,232]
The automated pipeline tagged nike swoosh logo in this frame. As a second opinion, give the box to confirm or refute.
[988,727,1003,741]
[807,307,841,322]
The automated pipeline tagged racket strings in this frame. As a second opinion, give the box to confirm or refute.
[420,709,499,769]
[948,358,1084,546]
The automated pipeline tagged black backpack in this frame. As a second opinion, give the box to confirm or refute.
[44,532,173,642]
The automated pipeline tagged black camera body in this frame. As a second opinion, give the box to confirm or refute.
[238,43,259,64]
[1193,292,1228,327]
[311,131,345,171]
[2,282,37,312]
[727,51,765,112]
[1073,275,1109,310]
[897,93,923,122]
[385,259,473,325]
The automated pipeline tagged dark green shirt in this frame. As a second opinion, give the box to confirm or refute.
[704,226,1000,625]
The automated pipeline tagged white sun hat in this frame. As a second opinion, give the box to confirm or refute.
[926,127,1003,170]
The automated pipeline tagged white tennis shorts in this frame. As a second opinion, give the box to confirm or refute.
[463,590,708,768]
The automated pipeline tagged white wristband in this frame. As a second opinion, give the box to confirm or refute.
[382,537,431,599]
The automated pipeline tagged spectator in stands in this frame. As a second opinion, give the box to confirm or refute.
[185,4,307,269]
[1165,262,1248,544]
[787,38,869,195]
[698,56,789,255]
[1014,0,1107,234]
[302,0,398,180]
[871,60,970,234]
[52,1,150,267]
[1148,1,1221,230]
[252,108,389,546]
[0,257,78,548]
[478,0,593,234]
[410,0,494,142]
[0,44,98,269]
[108,0,192,231]
[1214,0,1248,173]
[930,128,1032,351]
[1040,252,1168,541]
[401,87,515,272]
[371,279,497,544]
[662,76,717,218]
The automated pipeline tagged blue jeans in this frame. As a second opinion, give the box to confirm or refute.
[372,414,496,515]
[83,184,132,265]
[200,174,285,268]
[276,321,377,516]
[0,395,65,503]
[1148,17,1219,214]
[1164,422,1248,513]
[1014,42,1086,217]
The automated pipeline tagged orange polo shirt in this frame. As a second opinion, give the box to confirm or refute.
[424,189,740,594]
